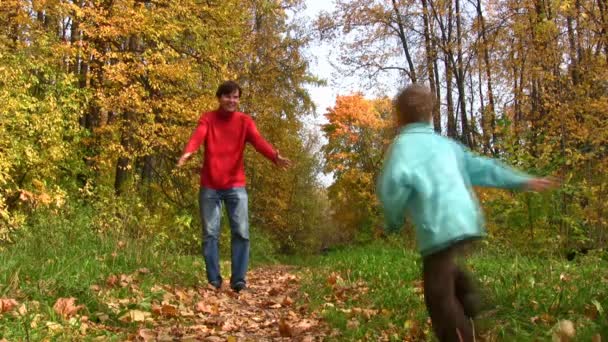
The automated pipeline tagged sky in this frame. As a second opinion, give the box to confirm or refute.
[301,1,339,125]
[298,0,340,186]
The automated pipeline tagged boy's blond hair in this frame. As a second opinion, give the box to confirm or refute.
[395,84,436,125]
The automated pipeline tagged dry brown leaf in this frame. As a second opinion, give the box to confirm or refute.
[119,310,150,323]
[18,303,27,316]
[268,287,281,296]
[89,284,101,292]
[347,318,360,329]
[46,321,63,333]
[53,298,84,318]
[552,320,575,342]
[327,273,338,286]
[138,268,150,274]
[106,274,118,287]
[196,301,220,315]
[0,298,18,314]
[95,312,109,322]
[279,318,293,337]
[160,304,178,317]
[119,274,133,287]
[585,303,601,320]
[282,296,294,306]
[592,334,602,342]
[138,328,157,341]
[295,319,316,333]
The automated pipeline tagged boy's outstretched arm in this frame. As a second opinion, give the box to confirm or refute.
[461,145,556,190]
[462,146,530,189]
[377,146,412,232]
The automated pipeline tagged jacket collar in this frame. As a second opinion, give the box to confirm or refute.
[400,122,434,134]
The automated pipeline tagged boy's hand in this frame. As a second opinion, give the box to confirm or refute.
[524,177,558,192]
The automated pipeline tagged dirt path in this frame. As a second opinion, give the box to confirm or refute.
[107,265,330,341]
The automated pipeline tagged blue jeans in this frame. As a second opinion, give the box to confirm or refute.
[199,187,249,287]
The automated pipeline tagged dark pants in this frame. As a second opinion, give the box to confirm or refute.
[422,242,479,342]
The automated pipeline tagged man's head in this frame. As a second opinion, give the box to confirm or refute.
[394,84,435,126]
[216,80,241,113]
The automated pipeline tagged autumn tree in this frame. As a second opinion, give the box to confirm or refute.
[322,94,392,242]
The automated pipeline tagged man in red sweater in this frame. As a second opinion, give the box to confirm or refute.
[177,81,291,292]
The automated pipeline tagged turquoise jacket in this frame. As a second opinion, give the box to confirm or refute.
[377,123,532,256]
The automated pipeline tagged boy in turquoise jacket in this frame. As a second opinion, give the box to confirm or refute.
[377,84,555,341]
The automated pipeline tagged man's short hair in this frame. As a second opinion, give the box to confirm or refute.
[395,84,435,125]
[216,80,242,98]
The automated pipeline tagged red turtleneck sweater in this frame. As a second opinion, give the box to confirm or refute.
[183,110,277,190]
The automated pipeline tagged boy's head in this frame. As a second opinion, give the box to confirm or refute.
[394,84,435,126]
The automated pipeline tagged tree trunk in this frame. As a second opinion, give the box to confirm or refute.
[421,0,441,133]
[391,0,417,82]
[476,0,497,154]
[454,0,471,147]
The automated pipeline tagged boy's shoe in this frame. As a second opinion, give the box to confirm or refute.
[231,281,246,293]
[461,293,481,318]
[209,280,222,290]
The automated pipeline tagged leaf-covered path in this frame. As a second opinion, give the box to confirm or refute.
[96,265,329,341]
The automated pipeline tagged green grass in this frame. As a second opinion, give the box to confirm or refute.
[0,204,278,340]
[295,239,608,341]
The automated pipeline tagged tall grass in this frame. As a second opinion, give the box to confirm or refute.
[297,239,608,341]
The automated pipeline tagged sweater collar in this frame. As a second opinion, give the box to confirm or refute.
[216,108,236,118]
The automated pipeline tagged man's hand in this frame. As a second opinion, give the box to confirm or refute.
[275,151,292,170]
[524,177,559,192]
[177,152,193,168]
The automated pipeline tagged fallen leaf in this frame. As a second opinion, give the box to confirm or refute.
[592,334,602,342]
[347,318,360,329]
[46,321,63,333]
[106,274,118,287]
[138,328,157,341]
[279,318,293,337]
[120,310,150,323]
[295,319,316,333]
[195,301,219,315]
[95,312,109,322]
[138,268,150,275]
[161,304,178,317]
[89,284,101,292]
[53,298,84,318]
[152,304,162,316]
[18,303,27,316]
[552,320,575,342]
[327,273,338,286]
[30,314,42,328]
[119,274,133,287]
[46,322,63,333]
[0,298,18,314]
[282,296,294,306]
[268,287,281,296]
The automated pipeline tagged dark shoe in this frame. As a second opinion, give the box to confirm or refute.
[461,293,481,318]
[209,280,222,290]
[231,281,246,293]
